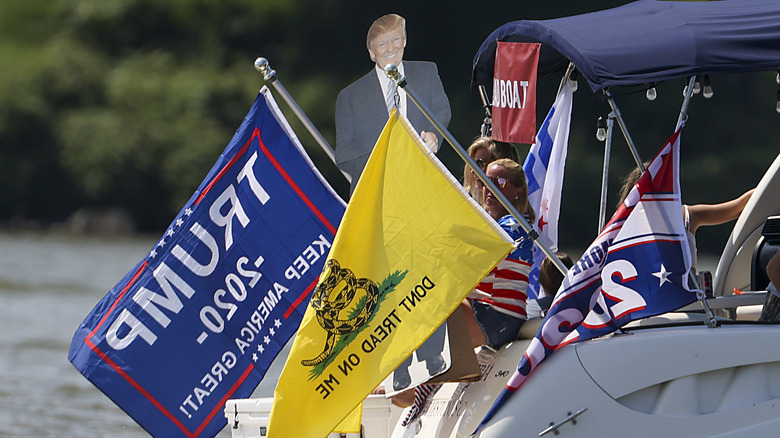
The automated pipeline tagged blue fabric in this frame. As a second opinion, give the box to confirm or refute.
[471,215,533,348]
[497,215,534,264]
[69,90,346,438]
[474,128,696,435]
[472,0,780,92]
[472,301,525,349]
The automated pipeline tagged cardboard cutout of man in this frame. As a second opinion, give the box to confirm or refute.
[336,14,451,392]
[335,13,452,196]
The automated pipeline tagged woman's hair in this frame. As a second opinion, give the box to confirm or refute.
[463,138,491,199]
[539,252,574,297]
[490,158,535,224]
[463,137,521,201]
[616,161,650,209]
[489,139,520,163]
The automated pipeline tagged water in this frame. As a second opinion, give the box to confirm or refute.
[0,231,288,438]
[0,231,721,438]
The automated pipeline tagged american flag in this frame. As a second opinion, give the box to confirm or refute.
[522,76,573,299]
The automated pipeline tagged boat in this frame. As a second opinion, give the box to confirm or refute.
[395,158,780,438]
[226,1,780,436]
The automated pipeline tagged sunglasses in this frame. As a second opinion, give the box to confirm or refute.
[475,158,486,170]
[476,175,511,189]
[489,176,511,189]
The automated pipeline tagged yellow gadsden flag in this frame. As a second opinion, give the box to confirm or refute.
[267,112,514,437]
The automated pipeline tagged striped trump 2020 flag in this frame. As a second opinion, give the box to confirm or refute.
[475,127,698,434]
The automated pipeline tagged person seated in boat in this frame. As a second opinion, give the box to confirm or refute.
[463,136,520,203]
[461,158,535,349]
[525,252,573,318]
[759,250,780,321]
[539,252,573,298]
[390,153,534,409]
[617,163,755,272]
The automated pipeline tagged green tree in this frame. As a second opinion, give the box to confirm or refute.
[0,0,776,257]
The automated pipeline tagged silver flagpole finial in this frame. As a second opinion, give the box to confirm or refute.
[250,57,353,185]
[254,57,276,82]
[383,64,404,85]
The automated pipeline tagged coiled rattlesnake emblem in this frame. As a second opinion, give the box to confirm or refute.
[301,259,379,366]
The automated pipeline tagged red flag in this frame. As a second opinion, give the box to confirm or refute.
[492,42,540,144]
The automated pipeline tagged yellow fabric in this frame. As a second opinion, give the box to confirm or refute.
[332,403,362,434]
[267,112,513,437]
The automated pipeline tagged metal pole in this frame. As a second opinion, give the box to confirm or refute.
[675,76,713,325]
[478,85,492,137]
[690,274,718,327]
[254,58,352,184]
[598,113,616,231]
[604,89,643,169]
[384,63,568,277]
[676,76,696,131]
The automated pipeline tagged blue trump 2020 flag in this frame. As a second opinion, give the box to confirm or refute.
[69,86,346,438]
[475,127,698,434]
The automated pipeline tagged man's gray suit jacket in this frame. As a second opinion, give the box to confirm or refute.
[335,61,451,195]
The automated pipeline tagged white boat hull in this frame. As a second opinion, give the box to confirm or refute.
[399,320,780,438]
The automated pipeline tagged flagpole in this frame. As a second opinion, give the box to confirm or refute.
[254,57,352,184]
[384,63,568,277]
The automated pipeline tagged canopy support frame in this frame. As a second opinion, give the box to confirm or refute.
[604,89,643,170]
[677,76,718,327]
[598,113,616,232]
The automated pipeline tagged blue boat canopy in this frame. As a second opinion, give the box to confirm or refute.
[472,0,780,93]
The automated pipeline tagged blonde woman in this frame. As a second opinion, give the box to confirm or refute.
[462,137,520,204]
[462,158,535,349]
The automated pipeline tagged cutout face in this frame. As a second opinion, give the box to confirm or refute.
[368,26,406,69]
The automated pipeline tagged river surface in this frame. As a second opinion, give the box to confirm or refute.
[0,231,290,438]
[0,230,720,438]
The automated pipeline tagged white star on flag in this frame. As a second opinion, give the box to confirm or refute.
[269,328,275,336]
[652,264,671,286]
[508,218,520,233]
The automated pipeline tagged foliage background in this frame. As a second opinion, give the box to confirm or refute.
[1,0,777,254]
